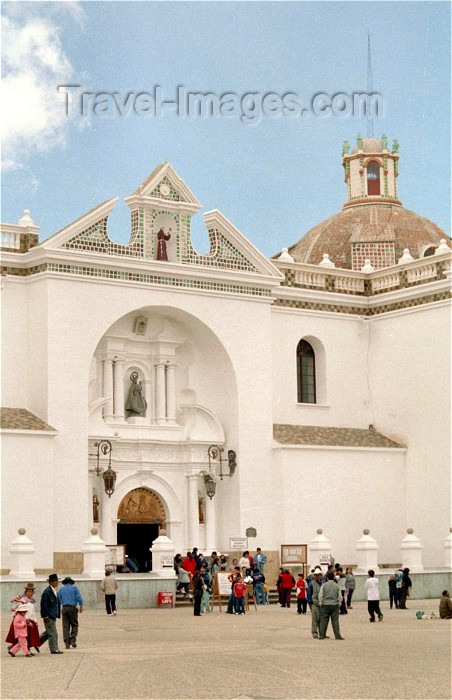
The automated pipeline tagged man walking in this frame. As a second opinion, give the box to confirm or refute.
[101,570,118,615]
[365,569,383,623]
[57,576,83,648]
[318,572,345,640]
[39,573,63,654]
[308,567,324,639]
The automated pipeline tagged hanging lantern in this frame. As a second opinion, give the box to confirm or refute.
[102,467,117,498]
[204,474,216,500]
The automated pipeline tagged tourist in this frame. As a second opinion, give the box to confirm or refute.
[210,556,220,578]
[228,558,239,571]
[399,568,412,609]
[345,567,356,609]
[335,567,347,614]
[276,567,284,605]
[439,590,452,619]
[192,571,204,616]
[6,583,41,654]
[101,571,118,615]
[239,551,253,570]
[125,554,138,573]
[296,573,307,614]
[191,547,202,569]
[322,564,334,583]
[198,553,209,570]
[173,553,183,573]
[233,575,247,615]
[57,576,83,649]
[388,575,397,609]
[251,565,266,605]
[308,567,324,639]
[365,569,384,622]
[394,568,404,608]
[219,554,228,570]
[280,569,295,608]
[306,569,315,585]
[182,551,197,577]
[39,574,63,654]
[8,605,34,657]
[318,572,345,640]
[176,565,191,599]
[254,548,267,573]
[226,566,240,614]
[199,565,212,614]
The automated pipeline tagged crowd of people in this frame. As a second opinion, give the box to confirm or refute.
[4,553,451,655]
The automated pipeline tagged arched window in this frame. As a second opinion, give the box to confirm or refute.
[423,246,436,257]
[367,161,380,195]
[297,340,316,404]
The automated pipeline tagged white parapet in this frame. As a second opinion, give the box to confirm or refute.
[82,528,107,578]
[9,528,35,579]
[151,529,177,578]
[400,528,424,572]
[308,529,332,572]
[355,529,379,573]
[444,529,452,569]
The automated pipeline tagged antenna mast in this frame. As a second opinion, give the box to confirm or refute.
[367,31,374,137]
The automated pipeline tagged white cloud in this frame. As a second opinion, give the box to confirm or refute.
[1,5,86,172]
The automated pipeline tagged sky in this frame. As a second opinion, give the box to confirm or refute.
[1,1,450,257]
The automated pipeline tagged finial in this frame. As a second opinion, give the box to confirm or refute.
[18,528,26,535]
[381,134,388,150]
[435,240,450,255]
[398,248,414,265]
[18,210,35,227]
[90,528,98,536]
[319,253,336,269]
[278,247,294,262]
[317,528,323,535]
[342,140,350,157]
[361,259,374,273]
[407,528,414,534]
[357,132,363,149]
[392,138,400,154]
[363,528,370,535]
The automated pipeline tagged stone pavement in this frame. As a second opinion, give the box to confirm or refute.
[1,600,451,700]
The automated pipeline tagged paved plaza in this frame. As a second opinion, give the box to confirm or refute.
[2,600,451,700]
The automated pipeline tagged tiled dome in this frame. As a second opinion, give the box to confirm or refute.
[351,137,383,154]
[282,203,449,270]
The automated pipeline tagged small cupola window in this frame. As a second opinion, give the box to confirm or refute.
[367,161,380,196]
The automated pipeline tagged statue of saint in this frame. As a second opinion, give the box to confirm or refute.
[156,227,171,261]
[125,372,147,417]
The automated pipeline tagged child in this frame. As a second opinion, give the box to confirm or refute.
[8,605,34,657]
[296,573,307,614]
[233,575,247,615]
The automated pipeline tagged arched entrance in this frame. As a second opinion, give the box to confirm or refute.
[117,488,167,572]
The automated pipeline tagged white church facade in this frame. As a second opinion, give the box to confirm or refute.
[1,136,451,577]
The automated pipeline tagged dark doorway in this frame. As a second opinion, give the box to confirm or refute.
[117,524,159,572]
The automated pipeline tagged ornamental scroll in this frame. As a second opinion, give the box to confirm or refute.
[117,487,166,527]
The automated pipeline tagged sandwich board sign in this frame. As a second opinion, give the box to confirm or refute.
[212,571,233,611]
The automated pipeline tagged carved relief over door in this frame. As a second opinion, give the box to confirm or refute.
[117,487,166,527]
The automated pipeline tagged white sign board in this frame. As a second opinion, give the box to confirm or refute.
[216,571,233,596]
[105,545,125,567]
[229,537,248,550]
[160,555,174,568]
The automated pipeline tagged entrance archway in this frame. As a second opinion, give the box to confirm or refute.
[117,488,167,572]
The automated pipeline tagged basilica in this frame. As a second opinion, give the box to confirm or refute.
[1,135,450,576]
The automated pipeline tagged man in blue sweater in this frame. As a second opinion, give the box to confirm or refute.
[40,573,63,654]
[57,577,83,649]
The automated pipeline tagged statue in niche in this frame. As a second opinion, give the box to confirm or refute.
[198,496,205,524]
[92,494,100,523]
[134,315,148,336]
[125,372,147,417]
[156,227,172,261]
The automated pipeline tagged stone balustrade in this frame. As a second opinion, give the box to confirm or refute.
[275,249,451,298]
[1,230,20,250]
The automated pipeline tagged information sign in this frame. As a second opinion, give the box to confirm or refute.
[105,544,125,567]
[229,537,248,550]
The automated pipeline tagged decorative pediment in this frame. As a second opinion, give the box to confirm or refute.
[40,198,121,251]
[129,162,201,211]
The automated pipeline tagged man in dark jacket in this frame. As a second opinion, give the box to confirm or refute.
[39,574,63,654]
[399,568,412,609]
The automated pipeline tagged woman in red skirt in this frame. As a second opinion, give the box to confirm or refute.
[5,583,41,653]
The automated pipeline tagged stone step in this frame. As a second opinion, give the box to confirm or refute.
[174,588,289,608]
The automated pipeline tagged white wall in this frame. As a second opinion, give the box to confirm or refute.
[369,303,451,566]
[274,445,406,565]
[271,308,373,428]
[1,433,55,570]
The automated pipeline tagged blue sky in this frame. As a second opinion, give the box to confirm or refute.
[1,1,450,256]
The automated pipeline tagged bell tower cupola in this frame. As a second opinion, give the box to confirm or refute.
[342,134,402,208]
